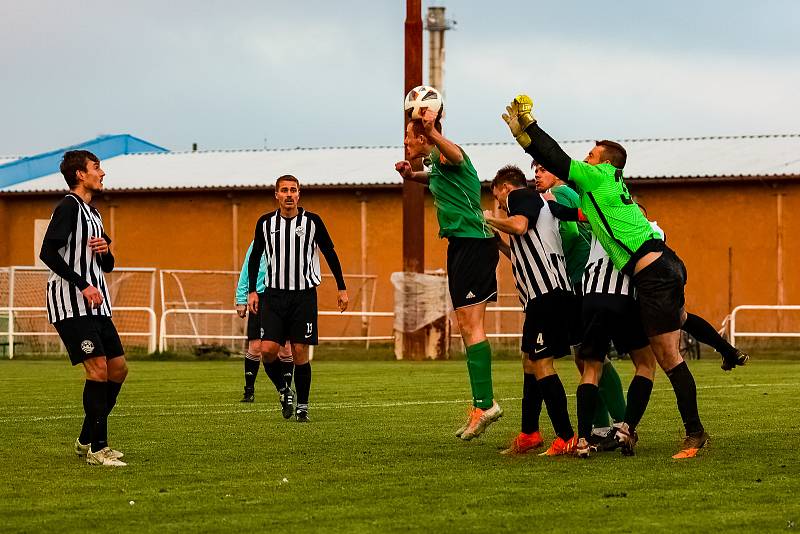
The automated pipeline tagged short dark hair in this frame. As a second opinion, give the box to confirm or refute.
[275,174,299,189]
[595,140,627,169]
[491,164,528,190]
[409,119,443,139]
[60,150,99,188]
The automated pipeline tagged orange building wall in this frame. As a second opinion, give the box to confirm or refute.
[2,180,798,336]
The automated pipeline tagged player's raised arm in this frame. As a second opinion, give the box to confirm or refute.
[502,96,570,178]
[421,108,463,166]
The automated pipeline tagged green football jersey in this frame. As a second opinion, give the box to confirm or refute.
[568,161,662,271]
[428,147,494,239]
[551,184,590,286]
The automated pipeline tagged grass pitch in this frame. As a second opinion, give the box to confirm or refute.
[0,358,798,533]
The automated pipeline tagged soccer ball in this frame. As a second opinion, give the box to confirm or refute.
[404,85,444,120]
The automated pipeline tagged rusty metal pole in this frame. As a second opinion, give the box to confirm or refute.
[402,0,426,360]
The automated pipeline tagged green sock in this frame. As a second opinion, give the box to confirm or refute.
[598,361,626,423]
[592,396,611,428]
[464,358,477,407]
[466,340,494,409]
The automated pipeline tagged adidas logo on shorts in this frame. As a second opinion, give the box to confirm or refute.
[466,291,476,299]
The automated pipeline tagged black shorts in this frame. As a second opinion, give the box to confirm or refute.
[632,247,687,337]
[261,287,318,346]
[578,294,649,362]
[521,290,573,360]
[447,237,498,309]
[53,315,125,366]
[246,293,266,341]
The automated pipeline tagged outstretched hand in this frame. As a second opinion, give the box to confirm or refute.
[501,95,536,148]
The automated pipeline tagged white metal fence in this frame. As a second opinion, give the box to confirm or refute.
[728,305,800,346]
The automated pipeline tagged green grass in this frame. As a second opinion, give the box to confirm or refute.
[0,359,798,533]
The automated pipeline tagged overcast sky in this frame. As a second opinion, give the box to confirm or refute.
[2,0,798,155]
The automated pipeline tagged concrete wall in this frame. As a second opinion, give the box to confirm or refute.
[2,179,798,337]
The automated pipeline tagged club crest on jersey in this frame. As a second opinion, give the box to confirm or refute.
[295,226,305,237]
[80,340,95,354]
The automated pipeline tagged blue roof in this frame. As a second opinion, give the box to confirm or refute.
[0,134,167,188]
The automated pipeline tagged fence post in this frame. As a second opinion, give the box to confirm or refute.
[8,267,15,360]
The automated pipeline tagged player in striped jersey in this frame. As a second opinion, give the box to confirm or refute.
[39,150,127,466]
[504,95,708,458]
[247,175,348,422]
[534,163,628,438]
[483,165,577,456]
[235,241,294,416]
[572,217,657,457]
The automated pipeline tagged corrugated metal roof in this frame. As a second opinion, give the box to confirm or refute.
[2,134,798,194]
[0,134,168,189]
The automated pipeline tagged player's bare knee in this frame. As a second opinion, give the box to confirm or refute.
[84,357,108,382]
[247,339,262,355]
[531,357,555,379]
[108,359,128,383]
[522,356,536,374]
[291,344,309,364]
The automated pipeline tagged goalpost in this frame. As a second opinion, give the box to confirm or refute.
[158,270,382,353]
[0,266,157,358]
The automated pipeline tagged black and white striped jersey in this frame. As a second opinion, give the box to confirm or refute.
[249,208,346,292]
[581,235,632,296]
[581,221,664,296]
[39,193,114,323]
[506,188,572,309]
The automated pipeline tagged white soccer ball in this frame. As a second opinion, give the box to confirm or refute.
[404,85,444,120]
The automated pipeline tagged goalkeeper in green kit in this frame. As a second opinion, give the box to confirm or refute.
[395,86,502,441]
[501,95,733,458]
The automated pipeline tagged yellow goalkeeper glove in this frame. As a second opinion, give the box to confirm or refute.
[501,95,536,148]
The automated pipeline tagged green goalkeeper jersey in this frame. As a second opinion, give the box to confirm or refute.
[428,147,494,239]
[568,161,663,272]
[551,184,590,287]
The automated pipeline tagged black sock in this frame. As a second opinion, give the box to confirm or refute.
[79,381,93,445]
[106,380,123,416]
[521,373,542,434]
[576,383,600,440]
[666,361,704,435]
[280,360,294,390]
[263,358,285,392]
[85,380,108,453]
[537,374,574,441]
[244,354,260,390]
[624,375,654,431]
[683,313,735,357]
[294,363,312,409]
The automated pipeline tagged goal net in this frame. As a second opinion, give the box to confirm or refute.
[1,266,157,356]
[158,270,379,352]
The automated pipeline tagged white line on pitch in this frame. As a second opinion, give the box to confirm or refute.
[0,382,797,423]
